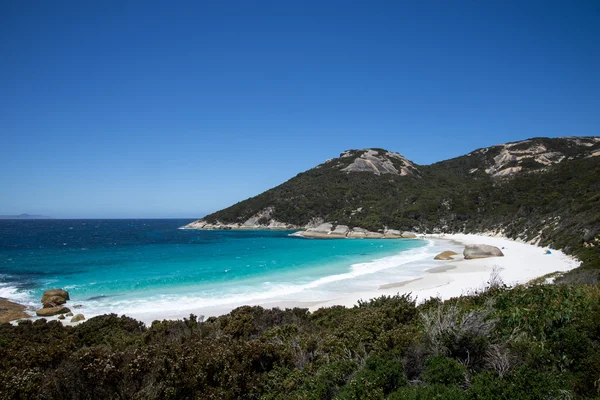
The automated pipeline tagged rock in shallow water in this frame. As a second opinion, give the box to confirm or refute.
[41,288,70,308]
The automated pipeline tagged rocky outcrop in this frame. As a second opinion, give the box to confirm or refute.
[463,244,504,259]
[0,298,31,323]
[41,289,70,307]
[36,306,71,317]
[434,250,459,260]
[339,149,419,176]
[71,314,85,323]
[291,223,418,239]
[331,224,350,236]
[467,137,600,178]
[182,208,299,230]
[37,288,71,317]
[347,228,384,238]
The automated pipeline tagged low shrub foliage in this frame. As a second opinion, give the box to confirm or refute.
[1,284,600,399]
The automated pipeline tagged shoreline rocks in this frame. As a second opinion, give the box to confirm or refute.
[463,244,504,259]
[37,288,71,316]
[182,215,418,240]
[290,223,418,239]
[0,298,31,323]
[41,289,70,308]
[182,208,299,230]
[36,306,71,317]
[434,250,459,260]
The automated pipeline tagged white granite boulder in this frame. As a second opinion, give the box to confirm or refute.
[463,244,504,259]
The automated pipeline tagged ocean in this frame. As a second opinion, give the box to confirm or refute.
[0,219,443,322]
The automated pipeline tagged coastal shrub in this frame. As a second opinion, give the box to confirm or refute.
[469,367,569,400]
[388,384,467,400]
[337,355,407,399]
[299,360,358,399]
[4,283,600,399]
[373,324,421,356]
[422,356,466,386]
[493,284,589,338]
[421,301,495,367]
[75,313,146,348]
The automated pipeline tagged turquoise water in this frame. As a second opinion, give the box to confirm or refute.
[0,219,431,320]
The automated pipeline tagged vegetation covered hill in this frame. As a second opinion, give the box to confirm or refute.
[2,282,600,399]
[196,137,600,281]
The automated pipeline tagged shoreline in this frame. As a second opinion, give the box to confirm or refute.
[305,233,580,311]
[6,233,580,326]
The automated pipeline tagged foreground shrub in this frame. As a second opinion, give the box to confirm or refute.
[337,355,407,399]
[2,284,600,399]
[469,367,569,400]
[422,355,466,386]
[420,301,495,368]
[389,384,467,400]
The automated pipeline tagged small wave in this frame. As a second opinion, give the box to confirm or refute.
[0,283,37,306]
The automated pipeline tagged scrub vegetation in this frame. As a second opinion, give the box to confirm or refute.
[2,281,600,399]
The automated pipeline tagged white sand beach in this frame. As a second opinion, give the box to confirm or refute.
[307,233,580,311]
[120,233,579,324]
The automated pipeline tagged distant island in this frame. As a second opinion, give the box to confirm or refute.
[0,213,53,220]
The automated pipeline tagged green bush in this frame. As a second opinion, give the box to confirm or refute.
[389,384,467,400]
[337,355,407,399]
[423,356,466,386]
[469,368,568,400]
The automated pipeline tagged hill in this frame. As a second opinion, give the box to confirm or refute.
[185,136,600,281]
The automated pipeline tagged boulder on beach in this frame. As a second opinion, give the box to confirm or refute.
[36,306,71,317]
[463,244,504,259]
[0,298,31,323]
[401,232,417,238]
[41,289,70,308]
[58,314,65,320]
[434,250,459,260]
[71,314,85,323]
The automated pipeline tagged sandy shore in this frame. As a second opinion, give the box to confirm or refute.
[307,233,580,311]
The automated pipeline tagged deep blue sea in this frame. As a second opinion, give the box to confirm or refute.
[0,219,439,322]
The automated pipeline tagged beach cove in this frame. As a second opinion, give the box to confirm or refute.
[0,220,579,325]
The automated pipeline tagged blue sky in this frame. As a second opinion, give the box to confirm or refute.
[1,1,599,218]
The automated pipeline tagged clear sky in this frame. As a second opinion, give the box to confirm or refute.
[1,1,599,218]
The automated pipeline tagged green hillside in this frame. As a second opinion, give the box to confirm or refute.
[198,137,600,281]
